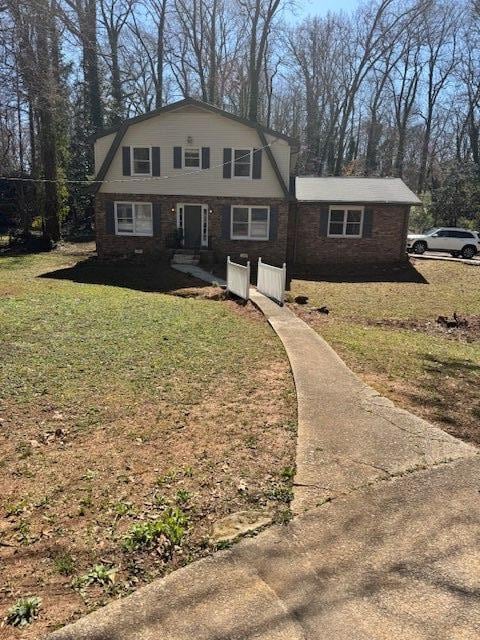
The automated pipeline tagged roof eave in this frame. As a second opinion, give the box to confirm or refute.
[297,199,421,206]
[90,97,298,145]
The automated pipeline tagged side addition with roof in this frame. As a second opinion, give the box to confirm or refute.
[289,177,421,268]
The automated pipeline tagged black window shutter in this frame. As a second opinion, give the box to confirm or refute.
[173,147,182,169]
[105,200,115,234]
[202,147,210,169]
[269,206,278,241]
[152,203,161,236]
[319,206,329,236]
[122,147,131,176]
[221,204,231,239]
[252,148,262,179]
[223,148,232,178]
[363,208,374,237]
[152,147,161,176]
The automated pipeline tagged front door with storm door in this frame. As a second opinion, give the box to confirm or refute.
[183,205,202,249]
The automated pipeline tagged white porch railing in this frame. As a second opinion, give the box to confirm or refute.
[257,257,286,305]
[226,256,250,301]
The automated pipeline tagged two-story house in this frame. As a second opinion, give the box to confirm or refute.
[92,97,296,266]
[92,98,421,268]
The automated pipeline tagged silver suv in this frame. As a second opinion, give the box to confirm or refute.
[407,227,479,259]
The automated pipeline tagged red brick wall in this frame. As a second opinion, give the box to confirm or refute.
[291,203,410,266]
[95,193,288,267]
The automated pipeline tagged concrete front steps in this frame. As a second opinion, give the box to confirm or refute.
[171,249,200,266]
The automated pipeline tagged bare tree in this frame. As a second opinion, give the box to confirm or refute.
[390,33,423,177]
[416,0,460,193]
[58,0,104,131]
[236,0,283,121]
[7,0,61,240]
[99,0,136,123]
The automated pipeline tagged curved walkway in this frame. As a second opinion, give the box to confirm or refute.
[51,275,480,640]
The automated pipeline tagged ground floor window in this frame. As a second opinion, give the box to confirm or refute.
[115,202,153,236]
[328,206,364,238]
[231,206,270,240]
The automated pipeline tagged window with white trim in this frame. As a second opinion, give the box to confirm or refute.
[132,147,151,175]
[328,206,364,237]
[115,202,153,236]
[233,149,252,178]
[231,206,269,240]
[184,147,200,168]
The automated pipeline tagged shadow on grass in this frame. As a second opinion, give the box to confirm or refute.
[38,257,212,294]
[291,260,428,284]
[404,353,480,445]
[423,353,480,376]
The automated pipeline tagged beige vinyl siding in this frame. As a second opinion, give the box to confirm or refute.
[94,133,116,175]
[95,105,289,197]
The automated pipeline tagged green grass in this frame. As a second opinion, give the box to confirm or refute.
[0,251,282,417]
[292,260,480,321]
[291,260,480,444]
[0,246,296,635]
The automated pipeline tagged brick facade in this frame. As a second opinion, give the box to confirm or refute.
[290,203,410,266]
[95,193,289,267]
[95,195,411,268]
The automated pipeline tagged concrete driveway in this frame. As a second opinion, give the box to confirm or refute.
[408,250,480,264]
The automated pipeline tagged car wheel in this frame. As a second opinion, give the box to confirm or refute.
[412,241,427,255]
[451,251,460,258]
[461,245,476,259]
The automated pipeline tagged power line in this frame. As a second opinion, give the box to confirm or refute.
[0,143,277,185]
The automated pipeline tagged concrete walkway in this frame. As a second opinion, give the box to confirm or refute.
[50,269,480,640]
[171,263,226,285]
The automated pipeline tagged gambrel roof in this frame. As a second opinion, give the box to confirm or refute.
[92,98,297,196]
[92,97,297,144]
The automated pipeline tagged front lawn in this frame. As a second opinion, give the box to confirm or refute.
[0,246,296,637]
[290,259,480,445]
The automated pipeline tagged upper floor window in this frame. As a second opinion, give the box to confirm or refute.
[115,202,153,236]
[233,149,252,178]
[328,206,363,238]
[132,147,151,175]
[231,206,269,240]
[184,148,201,168]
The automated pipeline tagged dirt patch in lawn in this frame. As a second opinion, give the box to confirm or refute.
[293,306,480,344]
[0,246,296,638]
[366,315,480,342]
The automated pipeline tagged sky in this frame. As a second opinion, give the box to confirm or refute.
[291,0,359,20]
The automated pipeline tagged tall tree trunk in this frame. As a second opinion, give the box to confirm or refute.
[417,114,432,193]
[155,0,167,108]
[109,31,123,122]
[207,0,217,104]
[83,0,103,131]
[35,1,60,241]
